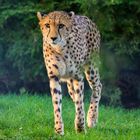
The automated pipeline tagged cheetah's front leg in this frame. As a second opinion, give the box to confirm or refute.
[73,78,85,132]
[49,77,64,135]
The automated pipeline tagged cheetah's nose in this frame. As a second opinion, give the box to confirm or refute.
[51,37,57,41]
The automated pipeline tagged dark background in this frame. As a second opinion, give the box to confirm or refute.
[0,0,140,108]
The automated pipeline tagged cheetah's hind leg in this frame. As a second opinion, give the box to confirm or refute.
[67,78,75,102]
[85,65,102,128]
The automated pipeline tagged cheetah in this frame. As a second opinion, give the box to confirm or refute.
[37,11,102,135]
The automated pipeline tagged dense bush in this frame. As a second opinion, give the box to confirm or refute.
[0,0,140,107]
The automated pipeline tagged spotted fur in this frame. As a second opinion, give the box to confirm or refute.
[37,11,102,135]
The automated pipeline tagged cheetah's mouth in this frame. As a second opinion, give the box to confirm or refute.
[51,38,61,45]
[52,42,57,45]
[51,39,66,47]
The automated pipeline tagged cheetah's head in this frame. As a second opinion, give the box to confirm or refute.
[37,11,74,47]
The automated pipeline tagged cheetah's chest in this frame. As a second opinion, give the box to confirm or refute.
[43,46,83,79]
[59,49,86,81]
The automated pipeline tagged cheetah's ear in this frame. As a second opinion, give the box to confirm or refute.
[68,11,75,18]
[37,12,47,21]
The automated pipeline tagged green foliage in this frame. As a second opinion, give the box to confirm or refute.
[0,94,140,139]
[102,86,122,106]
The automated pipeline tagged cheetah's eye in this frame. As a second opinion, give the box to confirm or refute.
[45,23,50,28]
[58,24,65,29]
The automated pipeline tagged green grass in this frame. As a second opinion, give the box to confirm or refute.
[0,94,140,140]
